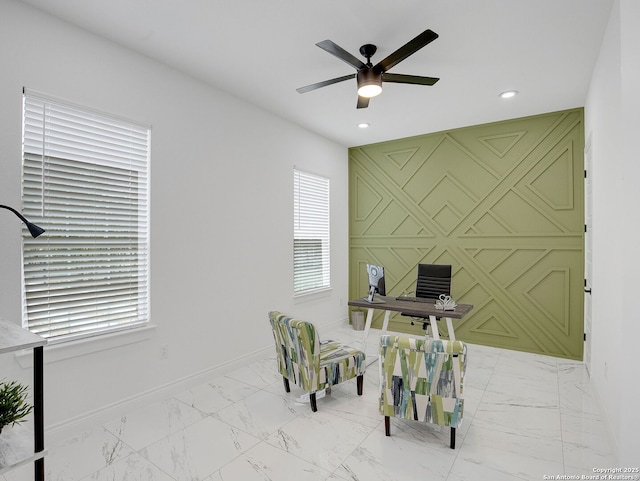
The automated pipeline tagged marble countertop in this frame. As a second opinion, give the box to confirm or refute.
[0,319,47,354]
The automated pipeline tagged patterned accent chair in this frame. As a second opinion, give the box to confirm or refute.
[269,311,366,412]
[379,335,467,448]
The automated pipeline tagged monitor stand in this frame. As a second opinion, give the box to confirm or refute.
[364,285,385,303]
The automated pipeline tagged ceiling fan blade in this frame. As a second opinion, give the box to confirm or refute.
[316,40,367,70]
[357,96,370,109]
[382,73,440,86]
[297,74,355,94]
[375,29,438,73]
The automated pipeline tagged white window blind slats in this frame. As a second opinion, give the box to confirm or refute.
[22,158,147,213]
[22,169,147,201]
[23,97,149,171]
[23,265,148,283]
[293,169,330,294]
[22,91,150,343]
[26,294,147,316]
[23,156,146,185]
[23,288,148,305]
[27,296,146,324]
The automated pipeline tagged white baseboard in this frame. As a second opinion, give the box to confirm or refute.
[324,316,349,332]
[45,316,350,445]
[45,344,273,445]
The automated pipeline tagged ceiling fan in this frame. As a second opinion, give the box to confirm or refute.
[297,28,440,109]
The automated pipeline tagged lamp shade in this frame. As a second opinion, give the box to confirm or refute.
[357,69,382,98]
[0,204,45,238]
[26,222,46,238]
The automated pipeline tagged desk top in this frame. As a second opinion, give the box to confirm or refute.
[348,296,473,319]
[0,320,47,354]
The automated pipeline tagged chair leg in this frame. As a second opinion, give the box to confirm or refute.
[310,392,318,412]
[356,374,364,395]
[282,376,290,393]
[450,427,456,449]
[385,416,391,436]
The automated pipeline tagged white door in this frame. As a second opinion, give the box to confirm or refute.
[584,135,593,375]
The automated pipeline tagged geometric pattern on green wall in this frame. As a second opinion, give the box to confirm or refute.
[384,147,420,169]
[524,267,571,335]
[529,143,575,210]
[349,108,584,360]
[478,131,527,158]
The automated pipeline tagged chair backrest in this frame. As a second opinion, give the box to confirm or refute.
[379,335,466,428]
[415,263,452,299]
[268,311,321,392]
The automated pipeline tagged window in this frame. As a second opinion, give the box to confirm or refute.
[21,90,150,343]
[293,169,330,294]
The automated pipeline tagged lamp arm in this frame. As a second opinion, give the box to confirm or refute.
[0,204,30,224]
[0,204,46,238]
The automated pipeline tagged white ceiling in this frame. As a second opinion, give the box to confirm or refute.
[18,0,613,147]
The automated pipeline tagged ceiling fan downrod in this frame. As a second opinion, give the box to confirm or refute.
[359,44,377,68]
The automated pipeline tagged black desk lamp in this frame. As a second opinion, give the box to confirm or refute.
[0,204,45,238]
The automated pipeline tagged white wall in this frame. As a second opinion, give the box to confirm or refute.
[584,0,640,465]
[0,0,349,435]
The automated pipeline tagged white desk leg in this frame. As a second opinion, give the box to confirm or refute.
[445,317,456,341]
[362,308,390,345]
[361,308,375,352]
[362,308,391,367]
[381,310,391,335]
[429,315,440,340]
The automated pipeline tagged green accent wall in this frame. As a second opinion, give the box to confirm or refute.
[349,108,584,360]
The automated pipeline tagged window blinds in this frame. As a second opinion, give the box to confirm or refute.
[293,169,330,293]
[21,91,150,342]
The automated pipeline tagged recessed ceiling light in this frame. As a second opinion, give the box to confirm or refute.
[499,90,518,99]
[358,122,370,129]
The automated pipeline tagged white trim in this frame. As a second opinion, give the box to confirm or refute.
[43,344,273,445]
[21,91,151,341]
[14,324,157,368]
[23,88,152,129]
[293,286,332,302]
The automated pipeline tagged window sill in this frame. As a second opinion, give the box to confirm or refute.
[14,324,157,368]
[293,287,333,303]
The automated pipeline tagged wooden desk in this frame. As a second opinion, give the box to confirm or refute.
[348,296,473,346]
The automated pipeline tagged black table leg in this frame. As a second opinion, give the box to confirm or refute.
[34,346,44,481]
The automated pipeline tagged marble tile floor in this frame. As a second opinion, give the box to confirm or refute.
[2,325,616,481]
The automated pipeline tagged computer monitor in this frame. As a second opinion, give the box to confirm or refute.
[366,264,386,302]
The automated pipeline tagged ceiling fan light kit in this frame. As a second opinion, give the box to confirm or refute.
[297,28,440,109]
[357,69,382,98]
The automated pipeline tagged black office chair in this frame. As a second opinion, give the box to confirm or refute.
[416,264,451,299]
[405,263,452,332]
